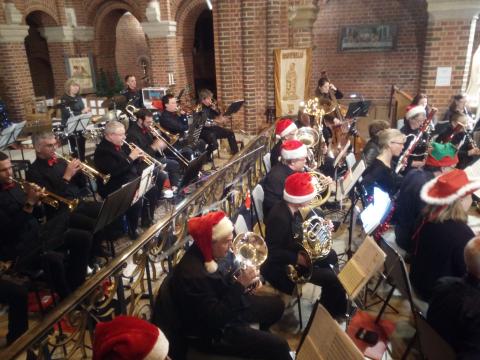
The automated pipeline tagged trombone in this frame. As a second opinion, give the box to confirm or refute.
[10,177,79,211]
[55,152,110,184]
[148,125,190,167]
[151,122,180,146]
[122,140,165,168]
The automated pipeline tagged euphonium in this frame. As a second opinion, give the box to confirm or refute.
[232,232,268,293]
[10,177,79,211]
[55,152,110,184]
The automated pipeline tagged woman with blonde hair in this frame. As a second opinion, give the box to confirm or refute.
[410,169,480,300]
[60,78,91,161]
[361,128,405,197]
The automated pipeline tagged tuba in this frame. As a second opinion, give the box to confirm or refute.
[231,232,268,293]
[286,212,334,284]
[296,127,320,148]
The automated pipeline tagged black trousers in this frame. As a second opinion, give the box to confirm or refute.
[0,278,28,344]
[68,132,86,162]
[190,295,291,360]
[163,158,181,187]
[262,250,347,318]
[200,126,239,155]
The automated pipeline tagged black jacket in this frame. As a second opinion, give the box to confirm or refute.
[437,124,477,169]
[428,274,480,359]
[399,122,429,173]
[361,138,380,168]
[270,140,282,169]
[126,121,158,158]
[120,88,144,109]
[60,94,85,126]
[93,138,141,198]
[261,163,295,217]
[170,244,249,339]
[159,110,188,135]
[361,158,402,197]
[410,220,473,300]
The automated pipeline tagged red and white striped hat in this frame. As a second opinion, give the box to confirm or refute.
[281,140,307,160]
[275,119,297,139]
[283,172,317,204]
[405,105,426,120]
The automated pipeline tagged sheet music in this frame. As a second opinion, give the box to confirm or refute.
[297,304,364,360]
[132,165,155,204]
[0,121,26,150]
[338,236,386,299]
[465,159,480,198]
[333,140,351,168]
[65,113,92,134]
[337,159,366,201]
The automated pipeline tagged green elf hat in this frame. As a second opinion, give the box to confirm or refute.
[425,142,458,168]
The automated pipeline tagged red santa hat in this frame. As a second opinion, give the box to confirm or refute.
[281,139,307,160]
[283,172,317,204]
[188,211,234,273]
[93,316,169,360]
[420,168,480,205]
[151,100,164,111]
[275,118,297,139]
[405,105,426,120]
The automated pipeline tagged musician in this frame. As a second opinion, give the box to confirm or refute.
[437,113,480,169]
[261,173,347,318]
[170,211,291,359]
[427,235,480,358]
[395,142,458,253]
[362,120,390,167]
[60,78,91,161]
[198,89,239,156]
[295,110,312,129]
[398,105,429,173]
[120,75,144,109]
[262,140,307,218]
[127,109,180,226]
[410,93,438,129]
[410,169,480,300]
[315,76,343,147]
[94,121,144,239]
[0,152,92,299]
[270,118,298,168]
[362,129,405,198]
[441,94,474,128]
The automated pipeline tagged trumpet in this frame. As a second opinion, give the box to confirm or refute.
[55,152,110,184]
[10,177,79,211]
[122,140,164,168]
[148,125,190,167]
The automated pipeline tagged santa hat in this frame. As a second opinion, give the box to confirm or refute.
[281,140,307,160]
[405,105,426,120]
[188,211,234,273]
[275,119,297,139]
[425,142,459,168]
[93,316,169,360]
[151,100,164,111]
[420,168,480,205]
[283,172,317,204]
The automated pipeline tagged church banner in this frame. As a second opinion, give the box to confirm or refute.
[274,48,312,118]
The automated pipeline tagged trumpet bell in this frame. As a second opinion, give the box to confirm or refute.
[232,232,268,268]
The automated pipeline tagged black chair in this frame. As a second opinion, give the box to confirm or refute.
[415,311,456,360]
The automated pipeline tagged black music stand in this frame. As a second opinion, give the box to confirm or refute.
[0,121,26,151]
[346,101,371,119]
[93,177,141,234]
[180,151,209,188]
[224,100,244,129]
[64,113,91,159]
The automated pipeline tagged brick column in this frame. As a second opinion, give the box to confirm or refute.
[40,26,94,96]
[421,0,480,113]
[0,24,34,121]
[142,20,177,89]
[288,3,318,49]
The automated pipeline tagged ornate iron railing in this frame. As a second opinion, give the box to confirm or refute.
[2,126,273,360]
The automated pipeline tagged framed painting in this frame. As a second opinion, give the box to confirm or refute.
[339,24,397,52]
[65,54,96,93]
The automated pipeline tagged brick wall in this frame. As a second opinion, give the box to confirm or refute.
[115,13,150,85]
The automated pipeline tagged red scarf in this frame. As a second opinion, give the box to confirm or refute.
[47,155,58,167]
[1,182,15,191]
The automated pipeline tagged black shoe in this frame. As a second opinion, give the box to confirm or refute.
[128,228,140,240]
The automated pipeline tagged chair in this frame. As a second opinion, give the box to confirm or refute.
[251,184,264,224]
[415,311,456,360]
[263,153,271,173]
[22,96,54,134]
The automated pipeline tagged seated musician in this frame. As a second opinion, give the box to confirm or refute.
[427,235,480,358]
[0,152,92,300]
[362,129,405,198]
[170,211,291,359]
[398,105,429,173]
[436,112,480,169]
[120,74,144,109]
[395,142,458,253]
[198,88,239,156]
[362,120,390,167]
[127,109,180,225]
[441,94,475,130]
[270,118,297,168]
[60,78,91,161]
[262,140,307,218]
[410,169,480,300]
[410,93,437,129]
[261,173,347,318]
[94,121,144,240]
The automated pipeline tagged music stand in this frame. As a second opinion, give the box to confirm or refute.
[223,100,244,129]
[346,101,371,119]
[360,187,392,235]
[93,177,141,234]
[0,121,26,151]
[179,151,209,188]
[132,165,155,204]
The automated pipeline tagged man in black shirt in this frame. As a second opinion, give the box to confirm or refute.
[197,89,238,157]
[428,235,480,358]
[120,75,144,109]
[261,172,346,318]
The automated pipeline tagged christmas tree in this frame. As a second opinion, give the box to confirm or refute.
[112,70,124,94]
[96,69,109,97]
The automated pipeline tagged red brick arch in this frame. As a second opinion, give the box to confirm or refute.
[23,3,59,26]
[84,0,146,26]
[174,0,210,94]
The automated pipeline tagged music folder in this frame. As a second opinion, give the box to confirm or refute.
[346,100,371,118]
[223,100,244,117]
[0,121,26,150]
